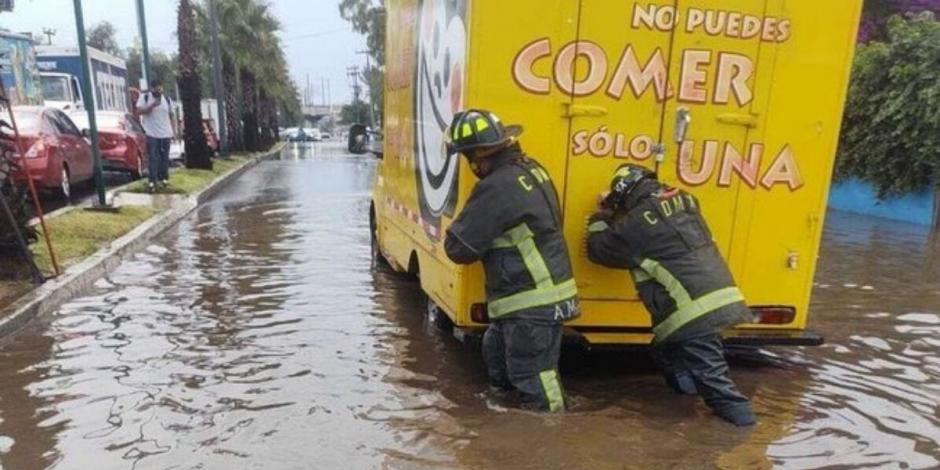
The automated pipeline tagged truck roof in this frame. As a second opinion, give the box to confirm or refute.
[36,45,126,69]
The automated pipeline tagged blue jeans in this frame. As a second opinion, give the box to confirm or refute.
[147,137,171,184]
[652,333,756,426]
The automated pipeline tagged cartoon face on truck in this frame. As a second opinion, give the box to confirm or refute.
[413,0,467,225]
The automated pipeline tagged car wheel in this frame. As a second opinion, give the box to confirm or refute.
[57,166,72,200]
[131,152,144,180]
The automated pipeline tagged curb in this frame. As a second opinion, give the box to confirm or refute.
[0,144,284,340]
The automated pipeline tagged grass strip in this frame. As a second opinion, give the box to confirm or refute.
[124,154,250,195]
[31,205,160,273]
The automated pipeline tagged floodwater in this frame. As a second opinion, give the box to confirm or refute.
[0,143,937,469]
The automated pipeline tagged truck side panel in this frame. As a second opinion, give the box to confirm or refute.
[380,0,467,317]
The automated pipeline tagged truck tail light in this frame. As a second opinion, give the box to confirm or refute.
[750,306,796,325]
[470,303,489,323]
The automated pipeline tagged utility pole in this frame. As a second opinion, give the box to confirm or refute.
[72,0,109,209]
[135,0,152,90]
[346,66,363,124]
[356,50,377,128]
[305,73,311,108]
[207,0,227,154]
[41,28,56,45]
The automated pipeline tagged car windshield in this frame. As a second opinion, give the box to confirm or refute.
[69,113,123,131]
[40,76,70,102]
[12,109,41,133]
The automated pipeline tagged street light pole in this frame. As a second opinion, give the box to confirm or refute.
[72,0,108,208]
[207,0,227,155]
[135,0,152,90]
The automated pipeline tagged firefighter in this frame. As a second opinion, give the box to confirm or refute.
[443,109,579,412]
[585,164,756,426]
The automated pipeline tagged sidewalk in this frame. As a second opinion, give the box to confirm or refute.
[0,143,284,338]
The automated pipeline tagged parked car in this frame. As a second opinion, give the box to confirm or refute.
[69,111,148,179]
[288,128,308,142]
[11,106,94,199]
[280,127,298,141]
[320,131,332,140]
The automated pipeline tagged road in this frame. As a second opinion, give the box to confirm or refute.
[0,143,937,469]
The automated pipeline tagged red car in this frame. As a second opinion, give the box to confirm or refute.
[12,106,94,199]
[69,111,148,179]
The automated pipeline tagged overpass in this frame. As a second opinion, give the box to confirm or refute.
[302,104,340,124]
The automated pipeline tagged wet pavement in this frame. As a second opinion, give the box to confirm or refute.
[0,142,937,469]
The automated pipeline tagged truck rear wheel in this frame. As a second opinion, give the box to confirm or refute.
[425,297,454,332]
[370,209,389,269]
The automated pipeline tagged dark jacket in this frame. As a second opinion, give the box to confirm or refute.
[445,150,579,322]
[586,181,751,343]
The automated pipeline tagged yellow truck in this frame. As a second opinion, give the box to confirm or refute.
[355,0,863,346]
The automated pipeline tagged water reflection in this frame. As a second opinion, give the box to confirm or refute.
[0,145,935,469]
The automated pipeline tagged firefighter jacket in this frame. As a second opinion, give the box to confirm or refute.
[445,150,579,322]
[586,182,751,343]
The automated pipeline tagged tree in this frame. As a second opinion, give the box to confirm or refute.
[177,0,213,169]
[339,0,385,124]
[859,0,940,41]
[836,13,940,228]
[86,21,122,56]
[126,47,179,96]
[340,99,371,125]
[193,0,300,150]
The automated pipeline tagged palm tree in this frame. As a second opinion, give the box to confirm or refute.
[178,0,213,169]
[194,0,300,152]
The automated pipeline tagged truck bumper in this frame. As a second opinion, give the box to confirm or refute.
[572,328,824,349]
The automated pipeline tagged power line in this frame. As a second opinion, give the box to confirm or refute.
[280,28,351,42]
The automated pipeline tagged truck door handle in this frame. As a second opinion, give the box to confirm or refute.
[563,104,608,118]
[716,113,759,128]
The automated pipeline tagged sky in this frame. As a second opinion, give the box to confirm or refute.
[0,0,367,104]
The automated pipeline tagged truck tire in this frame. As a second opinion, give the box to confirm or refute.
[370,210,389,269]
[426,296,454,332]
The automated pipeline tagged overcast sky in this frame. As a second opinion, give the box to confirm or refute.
[0,0,367,104]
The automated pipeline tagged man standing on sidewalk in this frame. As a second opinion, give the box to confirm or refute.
[135,79,178,192]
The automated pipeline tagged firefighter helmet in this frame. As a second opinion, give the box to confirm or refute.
[446,109,523,156]
[604,164,657,210]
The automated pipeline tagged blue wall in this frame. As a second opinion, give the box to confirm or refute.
[828,178,934,226]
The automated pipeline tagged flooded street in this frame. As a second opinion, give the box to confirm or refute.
[0,143,937,469]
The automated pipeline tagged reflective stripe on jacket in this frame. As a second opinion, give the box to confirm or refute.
[445,151,579,320]
[586,185,750,342]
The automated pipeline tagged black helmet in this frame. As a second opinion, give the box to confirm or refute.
[603,164,657,210]
[446,109,523,156]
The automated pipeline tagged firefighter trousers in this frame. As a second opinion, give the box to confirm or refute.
[652,333,756,426]
[482,317,565,412]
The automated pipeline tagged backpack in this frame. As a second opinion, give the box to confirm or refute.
[144,93,170,107]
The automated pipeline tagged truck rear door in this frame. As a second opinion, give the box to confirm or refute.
[560,1,677,307]
[657,0,783,273]
[561,1,784,307]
